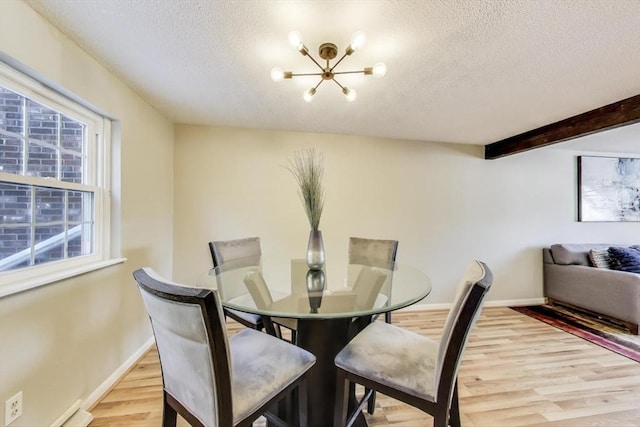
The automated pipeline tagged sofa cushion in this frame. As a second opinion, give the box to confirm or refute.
[608,246,640,274]
[550,244,610,266]
[589,249,612,269]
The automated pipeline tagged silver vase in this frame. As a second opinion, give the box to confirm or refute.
[306,230,325,270]
[306,269,325,313]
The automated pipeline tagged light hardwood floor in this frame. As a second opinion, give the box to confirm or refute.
[89,307,640,426]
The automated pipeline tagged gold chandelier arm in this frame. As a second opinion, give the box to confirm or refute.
[306,53,326,72]
[331,78,345,90]
[313,79,324,90]
[329,51,350,72]
[290,72,324,77]
[333,70,367,76]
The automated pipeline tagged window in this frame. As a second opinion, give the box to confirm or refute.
[0,63,114,296]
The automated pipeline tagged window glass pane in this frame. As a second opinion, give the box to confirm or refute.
[35,187,64,223]
[62,153,83,183]
[67,224,91,258]
[0,181,31,224]
[61,114,84,183]
[27,140,57,178]
[0,87,24,135]
[0,226,31,271]
[34,224,64,265]
[67,190,82,222]
[0,137,24,174]
[27,99,58,145]
[61,115,84,154]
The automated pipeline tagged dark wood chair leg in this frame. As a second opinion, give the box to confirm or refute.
[433,407,449,427]
[385,311,391,324]
[263,317,280,338]
[366,387,376,414]
[162,393,177,427]
[449,381,461,427]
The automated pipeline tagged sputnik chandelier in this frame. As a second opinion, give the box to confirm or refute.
[271,31,386,102]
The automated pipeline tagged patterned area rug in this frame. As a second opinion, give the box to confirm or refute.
[511,304,640,362]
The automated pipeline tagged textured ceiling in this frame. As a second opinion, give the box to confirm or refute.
[23,0,640,147]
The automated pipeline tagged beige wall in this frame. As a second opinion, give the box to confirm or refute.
[0,2,173,426]
[173,125,638,304]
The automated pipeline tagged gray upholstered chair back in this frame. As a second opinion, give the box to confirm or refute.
[348,237,398,269]
[348,237,398,314]
[352,266,388,310]
[243,270,274,309]
[209,237,261,267]
[435,261,492,396]
[209,237,262,301]
[133,268,231,426]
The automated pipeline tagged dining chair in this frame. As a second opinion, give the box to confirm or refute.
[133,267,316,427]
[334,260,493,427]
[243,270,299,343]
[347,236,399,414]
[209,237,266,332]
[348,236,398,323]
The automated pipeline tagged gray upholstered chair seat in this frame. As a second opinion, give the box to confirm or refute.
[226,308,262,326]
[230,329,316,423]
[335,321,438,401]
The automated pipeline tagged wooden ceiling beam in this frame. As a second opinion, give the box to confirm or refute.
[484,94,640,159]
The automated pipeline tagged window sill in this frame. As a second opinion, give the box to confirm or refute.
[0,258,127,298]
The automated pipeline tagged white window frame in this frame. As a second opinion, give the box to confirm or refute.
[0,62,121,297]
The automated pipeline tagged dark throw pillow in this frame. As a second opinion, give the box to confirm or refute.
[607,246,640,274]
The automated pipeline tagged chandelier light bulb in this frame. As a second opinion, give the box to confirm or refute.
[303,88,316,102]
[343,87,357,102]
[349,31,366,52]
[271,67,285,82]
[372,62,387,78]
[289,31,304,49]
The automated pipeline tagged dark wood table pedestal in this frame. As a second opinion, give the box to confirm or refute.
[298,316,371,427]
[267,316,372,427]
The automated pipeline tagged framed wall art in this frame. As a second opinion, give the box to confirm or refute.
[578,156,640,222]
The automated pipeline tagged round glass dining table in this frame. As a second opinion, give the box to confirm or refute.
[198,255,431,427]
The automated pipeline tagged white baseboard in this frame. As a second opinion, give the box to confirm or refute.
[400,297,546,312]
[50,400,80,427]
[82,336,155,411]
[50,400,93,427]
[62,408,93,427]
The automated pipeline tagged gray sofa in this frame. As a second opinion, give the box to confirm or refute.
[543,243,640,335]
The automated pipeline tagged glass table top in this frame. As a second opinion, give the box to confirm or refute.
[197,255,431,320]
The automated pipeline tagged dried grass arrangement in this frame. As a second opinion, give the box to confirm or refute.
[286,148,325,231]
